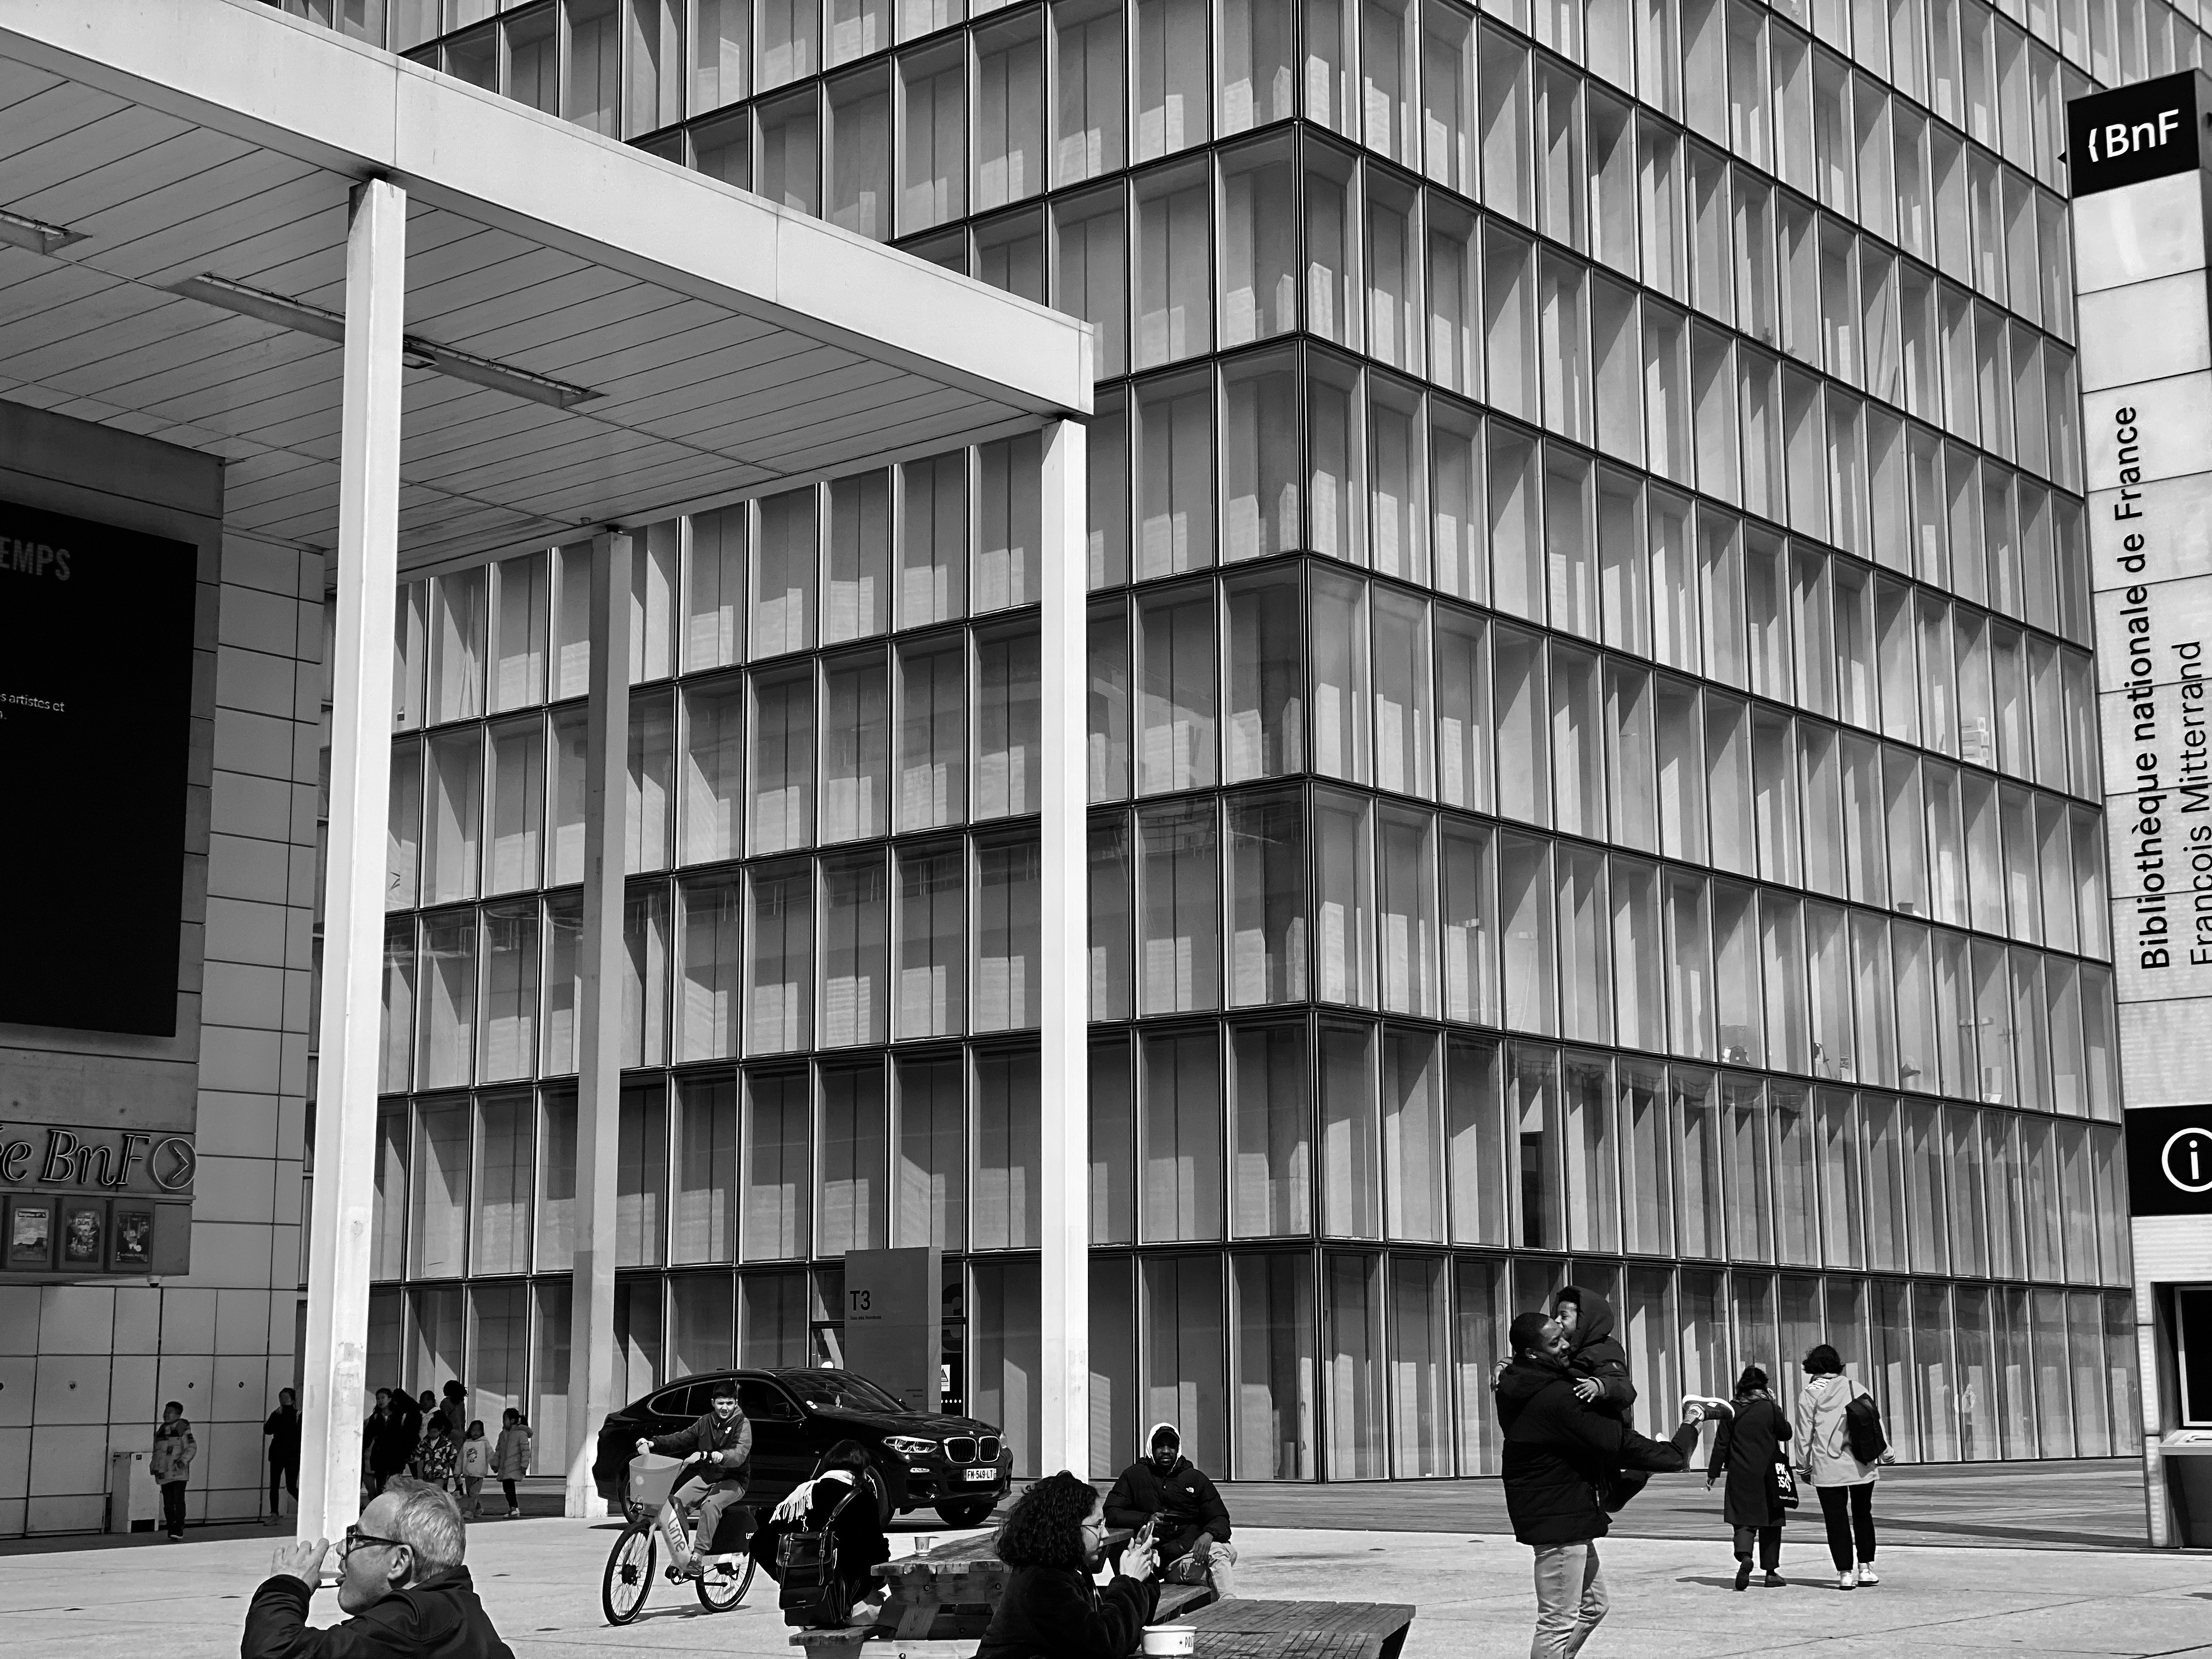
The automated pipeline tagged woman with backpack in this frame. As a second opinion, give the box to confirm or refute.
[1795,1344,1893,1590]
[748,1440,890,1627]
[1705,1365,1793,1590]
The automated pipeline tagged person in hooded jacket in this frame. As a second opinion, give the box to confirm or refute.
[1102,1422,1237,1597]
[1551,1287,1637,1420]
[1705,1365,1793,1590]
[1498,1311,1716,1659]
[974,1471,1158,1659]
[1795,1344,1889,1590]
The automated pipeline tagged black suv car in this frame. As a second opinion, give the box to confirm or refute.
[592,1367,1012,1526]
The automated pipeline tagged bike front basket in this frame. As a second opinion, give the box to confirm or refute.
[628,1453,686,1511]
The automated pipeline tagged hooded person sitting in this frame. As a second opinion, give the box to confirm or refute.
[1102,1423,1236,1598]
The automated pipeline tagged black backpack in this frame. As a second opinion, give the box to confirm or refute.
[1843,1391,1889,1465]
[777,1485,864,1629]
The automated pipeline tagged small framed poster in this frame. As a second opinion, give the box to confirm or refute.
[7,1199,55,1269]
[59,1200,104,1268]
[111,1206,154,1271]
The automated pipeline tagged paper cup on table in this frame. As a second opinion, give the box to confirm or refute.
[1141,1626,1197,1656]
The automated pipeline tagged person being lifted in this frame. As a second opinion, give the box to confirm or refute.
[635,1380,753,1582]
[1103,1422,1237,1599]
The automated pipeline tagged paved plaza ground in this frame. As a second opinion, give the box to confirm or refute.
[5,1461,2208,1658]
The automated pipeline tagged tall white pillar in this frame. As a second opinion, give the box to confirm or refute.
[565,530,633,1516]
[298,179,407,1546]
[1037,417,1090,1476]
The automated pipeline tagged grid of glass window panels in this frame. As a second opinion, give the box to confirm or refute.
[360,471,1057,1451]
[310,0,2167,1479]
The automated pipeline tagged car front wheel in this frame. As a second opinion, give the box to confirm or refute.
[934,1497,999,1528]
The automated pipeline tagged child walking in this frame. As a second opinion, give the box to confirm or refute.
[493,1407,533,1518]
[460,1418,493,1517]
[418,1412,459,1492]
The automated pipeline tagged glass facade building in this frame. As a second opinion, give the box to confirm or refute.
[286,0,2180,1477]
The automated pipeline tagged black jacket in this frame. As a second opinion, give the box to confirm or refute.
[647,1408,754,1489]
[1102,1451,1232,1557]
[366,1404,419,1477]
[1709,1396,1793,1530]
[243,1568,515,1659]
[749,1475,891,1587]
[1497,1353,1696,1547]
[1561,1289,1637,1421]
[972,1566,1158,1659]
[265,1407,302,1469]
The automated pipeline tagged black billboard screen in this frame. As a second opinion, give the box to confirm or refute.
[0,501,199,1035]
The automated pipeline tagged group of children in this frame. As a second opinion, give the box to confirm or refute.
[409,1400,534,1519]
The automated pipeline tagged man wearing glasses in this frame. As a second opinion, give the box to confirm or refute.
[244,1476,514,1658]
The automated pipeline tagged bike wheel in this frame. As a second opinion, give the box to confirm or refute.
[695,1551,755,1612]
[601,1525,657,1626]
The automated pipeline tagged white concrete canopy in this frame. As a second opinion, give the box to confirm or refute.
[0,0,1091,1544]
[0,0,1090,574]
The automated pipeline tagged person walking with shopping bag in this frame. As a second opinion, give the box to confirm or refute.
[1795,1344,1893,1589]
[1705,1365,1793,1590]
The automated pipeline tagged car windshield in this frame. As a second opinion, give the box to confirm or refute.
[778,1371,905,1413]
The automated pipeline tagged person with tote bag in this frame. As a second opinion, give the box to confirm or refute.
[1705,1365,1795,1590]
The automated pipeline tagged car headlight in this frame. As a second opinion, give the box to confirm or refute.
[883,1436,938,1456]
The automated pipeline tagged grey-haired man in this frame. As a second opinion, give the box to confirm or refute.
[246,1476,514,1658]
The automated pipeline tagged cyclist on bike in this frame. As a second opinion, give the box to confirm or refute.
[635,1383,753,1581]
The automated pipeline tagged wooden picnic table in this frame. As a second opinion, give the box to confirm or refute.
[1171,1597,1417,1659]
[793,1527,1214,1655]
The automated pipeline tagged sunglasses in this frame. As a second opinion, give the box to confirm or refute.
[338,1525,410,1561]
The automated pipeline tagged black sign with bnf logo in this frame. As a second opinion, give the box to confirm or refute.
[2126,1103,2212,1217]
[2068,70,2207,198]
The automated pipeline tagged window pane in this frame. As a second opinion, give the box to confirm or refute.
[674,1075,738,1264]
[976,1048,1042,1248]
[1138,799,1221,1013]
[479,899,539,1082]
[896,842,966,1038]
[821,851,889,1047]
[743,861,812,1054]
[743,1069,810,1259]
[818,1057,884,1256]
[1321,1022,1381,1237]
[894,1053,966,1250]
[898,635,968,830]
[1227,789,1307,1006]
[1142,1029,1223,1241]
[1230,1022,1310,1235]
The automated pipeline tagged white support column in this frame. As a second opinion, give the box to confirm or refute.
[298,179,407,1547]
[1037,416,1090,1476]
[565,530,634,1516]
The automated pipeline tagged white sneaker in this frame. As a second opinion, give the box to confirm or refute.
[1680,1394,1734,1419]
[1837,1566,1858,1590]
[1856,1564,1879,1585]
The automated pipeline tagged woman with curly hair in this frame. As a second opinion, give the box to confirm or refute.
[974,1470,1159,1659]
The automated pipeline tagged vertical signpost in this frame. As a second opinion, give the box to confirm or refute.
[2069,69,2212,1548]
[843,1246,943,1413]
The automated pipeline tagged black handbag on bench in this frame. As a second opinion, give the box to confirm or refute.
[777,1484,865,1629]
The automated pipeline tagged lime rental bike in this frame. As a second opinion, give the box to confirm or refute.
[601,1453,756,1624]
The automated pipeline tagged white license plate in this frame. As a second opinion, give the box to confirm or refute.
[963,1466,997,1482]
